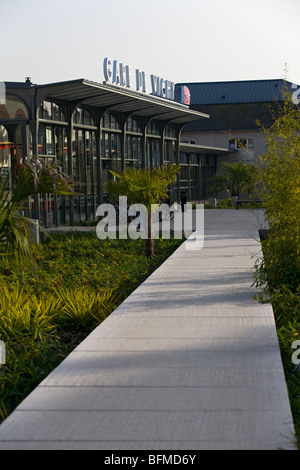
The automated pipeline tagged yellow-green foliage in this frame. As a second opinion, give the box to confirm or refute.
[0,284,116,340]
[53,287,117,328]
[257,90,300,291]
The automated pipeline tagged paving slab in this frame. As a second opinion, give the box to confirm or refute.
[0,209,296,450]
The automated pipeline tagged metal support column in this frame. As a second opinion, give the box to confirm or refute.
[174,125,183,203]
[29,88,40,221]
[66,104,75,226]
[96,109,104,205]
[120,113,131,171]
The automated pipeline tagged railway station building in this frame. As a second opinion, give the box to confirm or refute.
[0,70,230,227]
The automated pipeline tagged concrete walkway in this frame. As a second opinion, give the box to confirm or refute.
[0,209,296,450]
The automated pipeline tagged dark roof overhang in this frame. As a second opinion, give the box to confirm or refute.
[35,79,210,124]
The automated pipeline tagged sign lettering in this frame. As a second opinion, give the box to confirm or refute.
[103,57,176,101]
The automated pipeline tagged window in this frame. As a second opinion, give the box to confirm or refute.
[248,139,254,149]
[111,134,120,158]
[164,140,174,163]
[72,107,95,126]
[190,154,198,165]
[101,112,120,130]
[165,123,176,138]
[38,124,67,158]
[54,127,64,164]
[180,153,187,164]
[46,127,54,155]
[229,139,235,150]
[102,113,110,129]
[84,109,90,126]
[229,138,254,150]
[147,120,160,135]
[126,117,133,132]
[101,132,121,159]
[237,139,247,149]
[73,108,83,125]
[52,103,61,122]
[38,126,46,154]
[0,125,11,172]
[39,100,66,122]
[126,117,142,133]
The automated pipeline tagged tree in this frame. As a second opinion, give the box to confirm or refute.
[0,156,74,264]
[255,89,300,291]
[105,164,180,258]
[211,161,257,198]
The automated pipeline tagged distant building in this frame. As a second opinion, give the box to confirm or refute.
[175,79,298,172]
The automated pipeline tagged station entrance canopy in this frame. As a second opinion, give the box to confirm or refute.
[34,78,209,125]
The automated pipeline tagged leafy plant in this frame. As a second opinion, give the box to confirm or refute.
[0,156,74,264]
[105,164,180,257]
[255,87,300,293]
[216,198,232,208]
[54,287,117,328]
[211,161,257,198]
[0,284,61,341]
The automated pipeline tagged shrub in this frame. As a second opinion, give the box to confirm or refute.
[255,87,300,292]
[54,288,117,328]
[216,198,232,208]
[211,161,257,198]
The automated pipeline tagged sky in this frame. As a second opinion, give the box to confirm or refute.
[1,0,300,87]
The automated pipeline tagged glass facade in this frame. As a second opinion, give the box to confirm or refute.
[70,128,98,223]
[125,135,142,167]
[36,105,217,224]
[179,152,217,201]
[39,100,66,122]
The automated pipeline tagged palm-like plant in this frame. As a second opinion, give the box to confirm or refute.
[211,161,257,198]
[0,156,74,263]
[105,164,180,257]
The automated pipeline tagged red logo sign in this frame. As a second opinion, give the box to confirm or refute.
[181,86,191,105]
